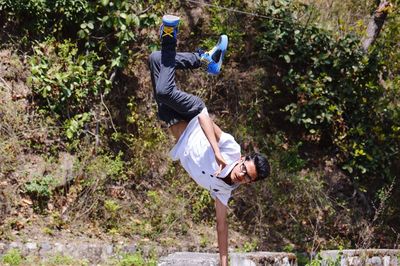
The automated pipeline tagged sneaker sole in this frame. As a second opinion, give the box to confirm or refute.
[162,15,180,27]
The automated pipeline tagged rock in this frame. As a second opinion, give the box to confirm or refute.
[121,242,136,254]
[9,242,23,250]
[348,256,363,266]
[0,243,6,255]
[25,242,37,253]
[320,249,400,266]
[54,242,64,253]
[367,256,382,265]
[54,152,75,187]
[102,244,114,261]
[39,242,52,257]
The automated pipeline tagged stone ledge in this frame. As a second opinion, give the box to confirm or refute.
[158,252,219,266]
[0,241,136,264]
[158,252,297,266]
[231,252,297,266]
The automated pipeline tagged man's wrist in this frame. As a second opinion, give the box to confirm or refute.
[219,254,228,266]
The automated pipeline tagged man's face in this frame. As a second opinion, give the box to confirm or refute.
[230,157,257,184]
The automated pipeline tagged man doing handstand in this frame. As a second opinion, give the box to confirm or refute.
[148,15,270,265]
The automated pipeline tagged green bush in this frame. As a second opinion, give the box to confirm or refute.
[113,251,157,266]
[202,0,247,54]
[256,0,400,188]
[0,0,152,67]
[1,248,23,266]
[3,1,157,144]
[0,0,48,36]
[29,39,110,113]
[24,175,57,198]
[29,39,110,138]
[24,175,57,211]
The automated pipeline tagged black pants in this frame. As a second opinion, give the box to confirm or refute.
[148,45,206,126]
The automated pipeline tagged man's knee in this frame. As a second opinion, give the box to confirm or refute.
[149,51,161,65]
[155,83,174,102]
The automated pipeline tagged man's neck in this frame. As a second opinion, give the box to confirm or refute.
[221,173,233,186]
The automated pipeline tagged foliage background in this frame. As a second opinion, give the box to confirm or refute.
[0,0,399,264]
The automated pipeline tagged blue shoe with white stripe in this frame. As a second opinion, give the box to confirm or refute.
[160,15,180,43]
[200,35,228,75]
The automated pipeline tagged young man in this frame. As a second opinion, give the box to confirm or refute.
[148,15,270,265]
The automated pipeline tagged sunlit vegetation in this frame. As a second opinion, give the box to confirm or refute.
[0,0,399,264]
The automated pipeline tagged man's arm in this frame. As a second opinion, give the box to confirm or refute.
[198,113,226,174]
[215,197,229,266]
[212,121,223,142]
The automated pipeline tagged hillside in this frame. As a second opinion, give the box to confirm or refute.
[0,0,399,265]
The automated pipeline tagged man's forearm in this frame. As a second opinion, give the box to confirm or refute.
[215,198,229,266]
[217,221,229,266]
[198,113,221,155]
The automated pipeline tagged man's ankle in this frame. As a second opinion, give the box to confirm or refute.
[160,15,180,46]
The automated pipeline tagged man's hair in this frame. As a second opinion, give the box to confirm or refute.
[245,153,270,181]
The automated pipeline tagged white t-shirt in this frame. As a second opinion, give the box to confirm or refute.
[170,108,241,206]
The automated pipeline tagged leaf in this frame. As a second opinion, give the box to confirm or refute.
[87,21,94,30]
[284,54,291,63]
[102,15,109,22]
[132,14,140,27]
[66,129,74,139]
[342,165,353,174]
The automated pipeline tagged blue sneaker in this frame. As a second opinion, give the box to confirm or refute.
[160,15,180,43]
[200,35,228,75]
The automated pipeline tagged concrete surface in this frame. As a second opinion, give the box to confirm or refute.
[158,251,298,266]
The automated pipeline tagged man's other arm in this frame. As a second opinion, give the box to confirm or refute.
[215,197,229,266]
[198,113,226,172]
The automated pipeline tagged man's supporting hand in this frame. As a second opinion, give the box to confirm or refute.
[215,197,229,266]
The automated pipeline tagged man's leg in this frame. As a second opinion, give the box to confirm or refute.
[149,51,202,76]
[149,51,204,125]
[148,15,205,126]
[149,51,205,125]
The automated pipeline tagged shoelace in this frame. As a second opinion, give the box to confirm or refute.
[162,26,175,38]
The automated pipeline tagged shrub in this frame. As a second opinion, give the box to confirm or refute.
[113,251,156,266]
[29,39,110,126]
[4,1,156,144]
[24,175,57,212]
[28,40,96,142]
[1,248,23,266]
[256,0,400,189]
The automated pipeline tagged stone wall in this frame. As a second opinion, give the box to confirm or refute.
[1,241,399,266]
[0,240,137,265]
[320,249,400,266]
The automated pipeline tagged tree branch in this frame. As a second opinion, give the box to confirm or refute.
[362,0,393,52]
